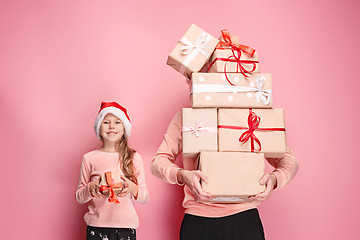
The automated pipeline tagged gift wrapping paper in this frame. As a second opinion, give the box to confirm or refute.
[191,72,273,108]
[218,108,286,158]
[208,48,260,74]
[182,108,218,158]
[100,171,124,203]
[197,151,265,203]
[167,24,219,78]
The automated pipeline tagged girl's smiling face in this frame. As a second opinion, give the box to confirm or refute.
[99,113,125,144]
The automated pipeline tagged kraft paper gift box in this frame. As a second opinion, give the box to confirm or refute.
[218,108,286,158]
[208,30,259,74]
[167,24,219,78]
[182,108,218,158]
[208,49,260,74]
[197,151,265,203]
[191,73,273,108]
[100,171,124,203]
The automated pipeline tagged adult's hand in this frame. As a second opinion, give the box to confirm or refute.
[177,169,212,200]
[249,173,277,201]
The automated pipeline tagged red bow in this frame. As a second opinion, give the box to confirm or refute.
[216,29,255,57]
[100,172,123,203]
[239,110,262,151]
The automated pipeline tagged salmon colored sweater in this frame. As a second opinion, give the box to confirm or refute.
[76,150,149,228]
[150,111,298,218]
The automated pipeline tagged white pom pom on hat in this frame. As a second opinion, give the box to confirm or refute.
[94,102,131,138]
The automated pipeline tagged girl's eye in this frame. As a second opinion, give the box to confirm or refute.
[103,121,109,124]
[116,121,122,124]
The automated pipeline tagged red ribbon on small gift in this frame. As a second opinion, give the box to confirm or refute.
[100,172,123,203]
[216,29,255,57]
[218,109,285,152]
[209,29,259,85]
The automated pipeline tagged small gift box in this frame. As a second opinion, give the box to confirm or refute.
[197,151,265,203]
[182,108,218,158]
[191,73,273,108]
[208,29,260,75]
[167,24,219,78]
[218,108,286,158]
[100,171,124,203]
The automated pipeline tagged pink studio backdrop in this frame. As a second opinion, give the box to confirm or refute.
[1,0,359,239]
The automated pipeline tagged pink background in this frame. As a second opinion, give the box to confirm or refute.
[1,0,359,239]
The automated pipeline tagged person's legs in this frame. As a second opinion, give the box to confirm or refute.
[180,209,265,240]
[211,208,265,240]
[86,226,136,240]
[116,228,136,240]
[180,214,211,240]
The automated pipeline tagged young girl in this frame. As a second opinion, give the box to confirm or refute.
[76,102,149,240]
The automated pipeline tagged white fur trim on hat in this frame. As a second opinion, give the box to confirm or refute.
[94,106,131,138]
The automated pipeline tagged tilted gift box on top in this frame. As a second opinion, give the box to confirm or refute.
[197,151,265,203]
[100,171,124,203]
[167,24,219,78]
[218,108,287,158]
[208,30,260,75]
[182,108,218,158]
[191,72,273,108]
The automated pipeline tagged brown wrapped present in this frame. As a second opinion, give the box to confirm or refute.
[167,24,219,78]
[197,151,265,203]
[208,29,259,75]
[182,108,218,158]
[208,49,260,74]
[218,108,286,158]
[191,73,273,108]
[100,171,124,203]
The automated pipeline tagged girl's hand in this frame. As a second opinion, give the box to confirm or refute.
[89,178,106,198]
[177,169,212,200]
[249,173,277,201]
[118,176,138,199]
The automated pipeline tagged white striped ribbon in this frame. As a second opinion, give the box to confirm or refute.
[182,123,217,137]
[191,76,272,105]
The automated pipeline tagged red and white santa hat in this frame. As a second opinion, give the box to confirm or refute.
[94,102,132,138]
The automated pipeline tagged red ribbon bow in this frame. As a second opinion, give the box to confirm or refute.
[209,30,259,85]
[216,29,255,57]
[238,110,262,151]
[218,109,286,152]
[100,172,123,203]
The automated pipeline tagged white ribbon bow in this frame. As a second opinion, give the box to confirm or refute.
[254,76,272,105]
[178,32,212,74]
[182,123,217,137]
[191,76,272,105]
[179,32,211,58]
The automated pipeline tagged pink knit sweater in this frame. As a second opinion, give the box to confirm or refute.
[151,111,298,218]
[76,150,149,228]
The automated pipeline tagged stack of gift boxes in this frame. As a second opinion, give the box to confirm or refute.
[167,24,287,203]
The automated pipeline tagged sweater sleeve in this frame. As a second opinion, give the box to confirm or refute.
[150,111,183,185]
[266,148,299,190]
[132,153,149,204]
[75,157,94,204]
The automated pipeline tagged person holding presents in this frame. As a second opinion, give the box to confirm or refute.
[76,102,149,240]
[151,111,298,240]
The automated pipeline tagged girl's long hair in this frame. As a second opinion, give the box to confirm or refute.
[100,129,137,184]
[115,134,137,184]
